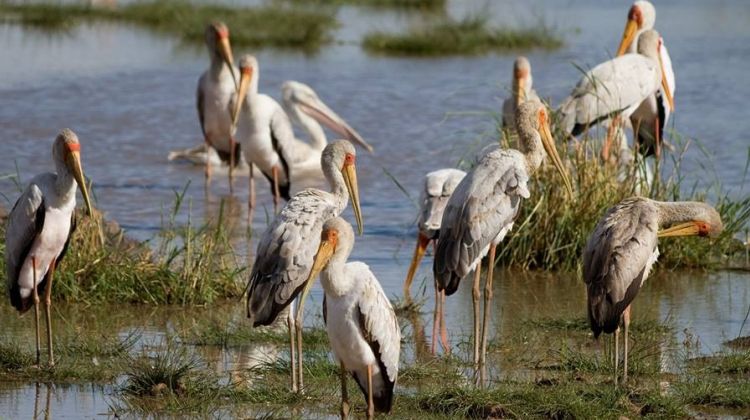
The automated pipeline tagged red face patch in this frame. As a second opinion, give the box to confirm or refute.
[514,68,528,80]
[697,222,711,237]
[537,109,546,126]
[216,26,229,40]
[66,142,81,152]
[628,6,643,26]
[343,153,355,167]
[241,66,252,75]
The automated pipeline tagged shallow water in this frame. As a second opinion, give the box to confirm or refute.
[0,0,749,416]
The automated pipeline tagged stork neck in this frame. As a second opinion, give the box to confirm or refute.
[54,162,77,204]
[655,201,714,227]
[320,260,353,298]
[519,131,545,173]
[324,167,349,213]
[296,111,328,151]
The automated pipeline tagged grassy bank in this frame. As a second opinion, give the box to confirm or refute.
[279,0,445,10]
[0,0,335,50]
[363,16,562,56]
[489,124,750,271]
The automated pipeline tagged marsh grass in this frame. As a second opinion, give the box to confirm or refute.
[279,0,445,10]
[489,121,750,271]
[183,319,329,349]
[0,0,335,50]
[363,16,562,56]
[0,189,245,305]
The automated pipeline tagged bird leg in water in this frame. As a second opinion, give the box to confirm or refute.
[32,257,41,366]
[204,140,212,190]
[440,290,450,355]
[431,279,440,355]
[623,305,631,383]
[340,361,349,419]
[248,163,256,222]
[287,309,298,393]
[228,137,236,194]
[367,364,374,420]
[44,259,56,366]
[472,267,482,368]
[272,166,281,213]
[479,244,497,386]
[654,118,661,160]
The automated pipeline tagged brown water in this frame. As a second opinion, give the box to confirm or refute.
[0,0,749,416]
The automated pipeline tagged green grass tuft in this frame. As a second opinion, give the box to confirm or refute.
[363,16,562,56]
[0,0,336,50]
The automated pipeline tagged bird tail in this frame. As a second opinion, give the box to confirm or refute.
[9,275,48,315]
[246,270,300,328]
[587,283,621,337]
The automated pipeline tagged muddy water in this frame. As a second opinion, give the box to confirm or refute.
[0,0,749,416]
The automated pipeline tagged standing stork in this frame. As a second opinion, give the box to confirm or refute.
[232,54,296,214]
[584,197,722,383]
[196,21,240,190]
[434,100,573,383]
[558,30,674,157]
[501,57,540,134]
[304,217,400,420]
[5,129,93,366]
[403,168,466,354]
[615,1,676,158]
[282,81,373,182]
[246,140,364,392]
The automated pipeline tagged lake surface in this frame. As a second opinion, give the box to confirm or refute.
[0,0,749,417]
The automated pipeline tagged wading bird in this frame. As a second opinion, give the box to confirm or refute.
[232,55,296,214]
[583,197,722,383]
[245,140,364,392]
[502,57,540,133]
[403,168,466,354]
[434,100,573,383]
[5,129,93,366]
[282,81,373,182]
[615,1,676,158]
[197,21,240,190]
[304,217,400,420]
[558,30,674,156]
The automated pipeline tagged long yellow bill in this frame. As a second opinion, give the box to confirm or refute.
[658,221,702,238]
[218,36,238,91]
[403,232,430,296]
[299,235,337,306]
[616,19,638,56]
[70,150,93,216]
[231,67,252,128]
[342,161,363,235]
[539,116,574,199]
[658,52,675,111]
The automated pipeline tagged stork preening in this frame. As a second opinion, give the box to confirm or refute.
[5,129,93,366]
[245,140,363,392]
[434,100,573,384]
[558,30,674,160]
[196,21,240,190]
[306,217,400,420]
[583,197,722,383]
[403,168,466,354]
[615,0,676,159]
[502,57,540,134]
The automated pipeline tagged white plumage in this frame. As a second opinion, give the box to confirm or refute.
[311,217,400,418]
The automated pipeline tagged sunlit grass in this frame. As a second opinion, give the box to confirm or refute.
[363,16,562,56]
[0,0,336,50]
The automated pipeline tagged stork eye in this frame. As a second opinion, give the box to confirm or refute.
[697,222,710,236]
[343,153,355,168]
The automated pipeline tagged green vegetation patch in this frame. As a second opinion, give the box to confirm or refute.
[279,0,445,10]
[0,0,336,50]
[363,16,562,56]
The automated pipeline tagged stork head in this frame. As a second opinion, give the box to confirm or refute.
[658,202,723,238]
[637,30,674,110]
[512,56,533,106]
[322,140,363,235]
[616,1,656,56]
[53,129,93,216]
[231,54,259,128]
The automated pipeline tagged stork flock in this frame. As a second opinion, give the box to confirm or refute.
[4,1,727,418]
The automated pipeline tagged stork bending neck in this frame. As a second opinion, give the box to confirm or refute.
[320,259,352,298]
[517,123,545,173]
[54,159,77,203]
[296,111,328,152]
[323,165,349,214]
[654,200,717,227]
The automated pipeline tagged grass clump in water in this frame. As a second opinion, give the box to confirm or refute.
[363,16,562,56]
[0,0,335,50]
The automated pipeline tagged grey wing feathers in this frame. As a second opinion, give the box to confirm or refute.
[196,75,207,138]
[5,182,45,312]
[434,150,529,295]
[354,263,400,412]
[583,197,658,336]
[246,189,337,326]
[559,55,658,134]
